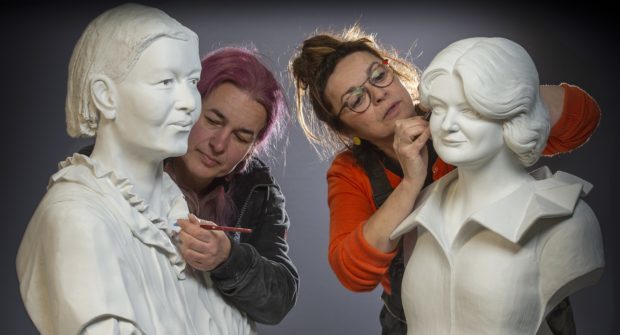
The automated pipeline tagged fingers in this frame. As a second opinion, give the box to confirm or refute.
[183,248,216,271]
[394,117,429,153]
[394,117,428,142]
[188,213,202,225]
[177,214,231,271]
[413,127,431,146]
[179,228,227,271]
[178,215,220,241]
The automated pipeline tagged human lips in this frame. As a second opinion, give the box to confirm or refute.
[383,101,401,120]
[197,149,219,167]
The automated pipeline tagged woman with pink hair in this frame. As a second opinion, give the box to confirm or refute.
[167,46,298,325]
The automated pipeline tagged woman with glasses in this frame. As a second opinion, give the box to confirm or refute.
[289,25,600,334]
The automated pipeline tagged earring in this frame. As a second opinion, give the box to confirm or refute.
[352,136,362,146]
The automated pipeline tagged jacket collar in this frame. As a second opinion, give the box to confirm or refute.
[391,166,591,249]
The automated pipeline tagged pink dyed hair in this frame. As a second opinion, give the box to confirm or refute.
[190,46,289,226]
[198,46,289,157]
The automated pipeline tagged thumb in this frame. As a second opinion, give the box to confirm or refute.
[188,213,203,225]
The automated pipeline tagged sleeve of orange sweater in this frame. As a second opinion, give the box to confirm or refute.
[432,83,601,180]
[542,83,601,156]
[326,152,397,292]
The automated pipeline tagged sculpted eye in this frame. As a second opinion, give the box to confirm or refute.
[189,78,199,86]
[461,108,481,119]
[430,105,445,116]
[158,79,174,87]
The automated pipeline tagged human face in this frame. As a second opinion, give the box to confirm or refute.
[114,37,201,160]
[181,83,267,185]
[428,74,505,168]
[335,61,395,118]
[325,52,415,146]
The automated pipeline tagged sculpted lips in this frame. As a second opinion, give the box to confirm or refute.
[440,137,466,147]
[170,119,194,131]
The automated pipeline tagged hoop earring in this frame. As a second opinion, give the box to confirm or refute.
[352,136,362,146]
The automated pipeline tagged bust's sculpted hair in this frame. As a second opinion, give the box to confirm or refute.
[65,3,198,138]
[420,37,549,166]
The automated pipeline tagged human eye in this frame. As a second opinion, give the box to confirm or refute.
[204,115,223,127]
[347,88,366,109]
[234,132,253,144]
[370,67,387,84]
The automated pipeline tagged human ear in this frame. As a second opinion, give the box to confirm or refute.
[90,74,117,120]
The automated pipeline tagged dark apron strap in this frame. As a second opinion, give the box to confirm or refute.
[359,154,407,334]
[364,155,393,208]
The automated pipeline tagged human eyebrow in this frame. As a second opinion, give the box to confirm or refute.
[206,108,226,120]
[339,61,381,103]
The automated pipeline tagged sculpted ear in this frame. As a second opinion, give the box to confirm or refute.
[90,74,117,120]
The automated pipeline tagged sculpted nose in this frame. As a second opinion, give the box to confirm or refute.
[176,82,198,115]
[441,109,460,133]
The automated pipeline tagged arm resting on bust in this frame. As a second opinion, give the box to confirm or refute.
[542,83,601,156]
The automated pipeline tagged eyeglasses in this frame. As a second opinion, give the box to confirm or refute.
[336,61,395,119]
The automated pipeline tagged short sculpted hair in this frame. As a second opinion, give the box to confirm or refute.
[65,3,198,138]
[420,37,549,166]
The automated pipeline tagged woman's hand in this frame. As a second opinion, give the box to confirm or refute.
[177,214,232,271]
[393,115,430,188]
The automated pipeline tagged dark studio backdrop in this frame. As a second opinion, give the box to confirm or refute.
[1,1,617,334]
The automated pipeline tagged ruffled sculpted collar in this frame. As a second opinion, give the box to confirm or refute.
[51,153,189,277]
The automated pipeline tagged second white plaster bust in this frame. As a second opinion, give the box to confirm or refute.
[391,37,604,335]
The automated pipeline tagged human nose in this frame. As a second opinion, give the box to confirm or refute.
[368,84,387,105]
[209,129,230,154]
[440,108,460,133]
[175,82,198,114]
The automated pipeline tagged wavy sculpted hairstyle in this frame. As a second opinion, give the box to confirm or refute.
[419,37,549,166]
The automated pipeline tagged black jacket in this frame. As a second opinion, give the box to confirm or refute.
[209,157,299,324]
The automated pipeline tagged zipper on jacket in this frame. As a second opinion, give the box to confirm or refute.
[233,184,270,241]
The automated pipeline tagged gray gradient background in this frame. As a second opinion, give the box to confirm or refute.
[2,1,618,334]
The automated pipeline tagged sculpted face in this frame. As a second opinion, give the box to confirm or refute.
[428,74,504,168]
[181,83,267,184]
[113,36,202,159]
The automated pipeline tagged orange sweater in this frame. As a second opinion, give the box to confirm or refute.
[326,83,601,294]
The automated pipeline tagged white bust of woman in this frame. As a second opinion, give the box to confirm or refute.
[391,37,604,335]
[17,3,255,334]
